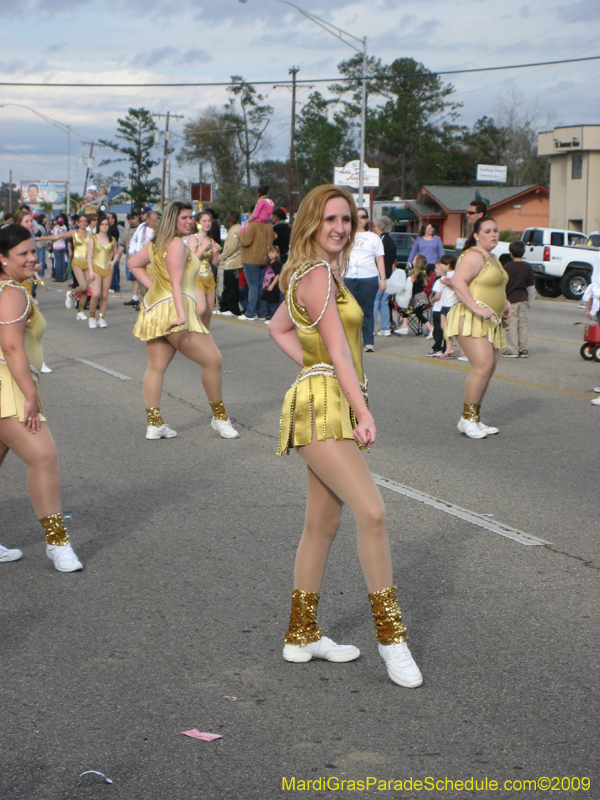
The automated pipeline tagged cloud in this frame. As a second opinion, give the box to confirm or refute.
[131,47,211,69]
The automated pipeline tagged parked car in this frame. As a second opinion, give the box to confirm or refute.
[389,232,415,268]
[522,228,596,299]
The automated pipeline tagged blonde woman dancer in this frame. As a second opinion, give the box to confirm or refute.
[269,185,422,688]
[87,215,118,329]
[128,200,239,440]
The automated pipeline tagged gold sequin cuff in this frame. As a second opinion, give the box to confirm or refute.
[368,585,408,645]
[39,512,69,546]
[284,589,324,646]
[462,402,480,423]
[146,407,164,427]
[209,400,229,421]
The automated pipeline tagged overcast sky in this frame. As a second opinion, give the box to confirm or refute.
[0,0,598,196]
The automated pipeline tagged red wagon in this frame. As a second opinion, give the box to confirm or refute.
[580,323,600,361]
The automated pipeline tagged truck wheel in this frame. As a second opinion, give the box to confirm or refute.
[535,277,561,298]
[581,343,594,361]
[560,270,590,300]
[592,345,600,363]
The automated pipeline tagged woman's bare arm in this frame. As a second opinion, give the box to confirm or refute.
[0,288,40,431]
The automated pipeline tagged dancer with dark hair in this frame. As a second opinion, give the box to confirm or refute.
[87,215,118,328]
[0,225,82,570]
[269,185,422,688]
[445,216,511,439]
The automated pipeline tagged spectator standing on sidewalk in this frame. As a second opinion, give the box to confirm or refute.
[502,240,535,358]
[372,215,396,337]
[118,211,141,309]
[218,212,242,316]
[346,208,386,352]
[239,217,275,320]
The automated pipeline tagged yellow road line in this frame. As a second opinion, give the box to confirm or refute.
[377,349,594,397]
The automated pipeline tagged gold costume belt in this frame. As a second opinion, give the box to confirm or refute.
[293,362,368,397]
[474,300,502,324]
[92,259,110,270]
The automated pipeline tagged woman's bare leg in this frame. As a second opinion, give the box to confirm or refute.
[457,333,497,404]
[89,273,100,317]
[201,291,214,329]
[70,263,89,296]
[98,275,111,316]
[0,419,61,518]
[167,330,223,402]
[195,286,207,324]
[296,438,393,593]
[143,338,177,408]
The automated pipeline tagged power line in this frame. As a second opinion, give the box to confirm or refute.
[0,55,597,88]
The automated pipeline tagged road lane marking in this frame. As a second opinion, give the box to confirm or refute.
[75,359,131,381]
[373,474,550,547]
[376,350,594,397]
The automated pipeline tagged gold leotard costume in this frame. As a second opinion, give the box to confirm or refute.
[72,231,90,271]
[445,246,508,349]
[0,280,46,421]
[277,261,367,456]
[89,235,114,278]
[193,237,217,295]
[132,242,210,341]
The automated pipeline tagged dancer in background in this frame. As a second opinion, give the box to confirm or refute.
[87,215,118,328]
[41,213,93,320]
[445,216,510,439]
[187,210,220,329]
[0,225,82,571]
[128,200,239,440]
[269,185,422,688]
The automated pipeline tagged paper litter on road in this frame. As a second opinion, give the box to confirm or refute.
[78,770,113,786]
[181,729,223,741]
[480,514,494,517]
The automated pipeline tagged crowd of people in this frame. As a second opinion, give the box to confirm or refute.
[2,182,584,687]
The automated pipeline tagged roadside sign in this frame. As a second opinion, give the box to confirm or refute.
[334,160,380,189]
[476,164,507,183]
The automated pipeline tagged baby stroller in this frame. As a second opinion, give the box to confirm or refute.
[388,268,433,335]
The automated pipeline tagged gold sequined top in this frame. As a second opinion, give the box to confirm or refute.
[194,237,214,277]
[0,279,46,421]
[90,235,114,277]
[445,247,508,349]
[72,230,90,264]
[132,242,209,341]
[277,261,367,456]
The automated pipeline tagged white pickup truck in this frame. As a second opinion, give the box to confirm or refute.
[456,229,598,299]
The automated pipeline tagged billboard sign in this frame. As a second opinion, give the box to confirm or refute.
[334,160,380,189]
[20,180,68,207]
[476,164,507,183]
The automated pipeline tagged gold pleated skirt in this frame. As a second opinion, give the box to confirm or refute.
[0,363,46,422]
[445,304,506,349]
[132,294,209,341]
[277,372,362,456]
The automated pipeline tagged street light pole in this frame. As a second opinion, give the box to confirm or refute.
[239,0,367,204]
[0,103,73,214]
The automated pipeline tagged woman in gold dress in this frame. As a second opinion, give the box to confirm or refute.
[128,200,239,441]
[86,215,118,329]
[41,212,96,320]
[0,225,82,571]
[269,185,422,688]
[445,216,511,439]
[187,210,220,329]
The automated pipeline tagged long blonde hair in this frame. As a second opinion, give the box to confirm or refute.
[154,200,191,253]
[280,184,358,294]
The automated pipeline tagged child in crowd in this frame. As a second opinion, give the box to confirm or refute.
[427,258,449,357]
[502,240,535,358]
[261,245,283,321]
[394,255,434,337]
[439,254,458,357]
[240,184,275,233]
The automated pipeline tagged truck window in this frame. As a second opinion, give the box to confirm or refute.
[528,230,543,245]
[550,232,563,247]
[568,233,587,246]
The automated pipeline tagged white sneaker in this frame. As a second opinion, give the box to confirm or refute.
[376,329,391,337]
[457,355,469,362]
[283,636,360,663]
[457,417,487,438]
[146,424,177,440]
[426,332,434,339]
[46,543,83,572]
[41,363,52,374]
[211,417,240,439]
[591,397,600,406]
[97,317,107,328]
[393,328,409,336]
[363,344,375,352]
[65,291,73,309]
[0,544,23,562]
[378,642,423,687]
[237,314,255,321]
[264,319,270,325]
[76,311,88,321]
[594,387,600,393]
[221,310,234,317]
[478,421,499,435]
[88,318,97,329]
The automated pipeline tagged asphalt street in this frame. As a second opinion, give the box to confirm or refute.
[1,281,598,800]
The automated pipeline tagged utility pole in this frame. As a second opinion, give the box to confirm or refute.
[82,142,94,199]
[9,169,12,213]
[289,66,299,220]
[167,161,171,202]
[153,111,183,210]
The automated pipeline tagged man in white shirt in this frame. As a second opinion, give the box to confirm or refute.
[125,211,159,307]
[346,208,386,352]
